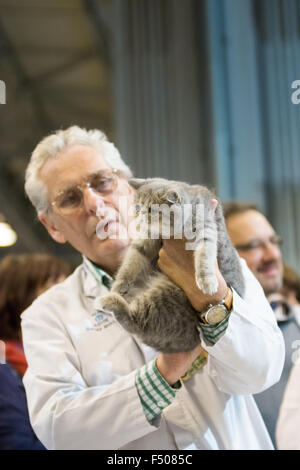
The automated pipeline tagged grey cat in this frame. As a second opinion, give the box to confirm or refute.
[97,177,245,353]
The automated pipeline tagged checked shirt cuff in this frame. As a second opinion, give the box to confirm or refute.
[135,359,181,423]
[198,313,231,346]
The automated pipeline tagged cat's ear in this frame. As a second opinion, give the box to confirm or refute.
[210,198,218,214]
[129,178,146,189]
[166,191,181,204]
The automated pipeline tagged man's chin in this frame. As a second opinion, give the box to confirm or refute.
[88,236,130,270]
[259,275,283,296]
[94,229,130,252]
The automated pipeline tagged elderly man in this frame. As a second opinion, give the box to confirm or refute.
[223,202,299,447]
[21,127,284,450]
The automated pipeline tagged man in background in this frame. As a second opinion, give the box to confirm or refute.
[223,202,300,447]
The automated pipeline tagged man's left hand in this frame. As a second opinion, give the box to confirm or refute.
[157,238,228,312]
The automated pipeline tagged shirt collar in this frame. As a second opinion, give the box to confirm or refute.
[82,256,113,290]
[268,293,294,323]
[272,303,294,323]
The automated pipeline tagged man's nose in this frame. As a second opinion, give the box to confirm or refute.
[262,241,281,261]
[82,187,105,215]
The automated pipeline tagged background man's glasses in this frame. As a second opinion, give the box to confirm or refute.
[51,168,125,215]
[235,235,283,252]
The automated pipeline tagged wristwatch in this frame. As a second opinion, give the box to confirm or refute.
[198,286,233,325]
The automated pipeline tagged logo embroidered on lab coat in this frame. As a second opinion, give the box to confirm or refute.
[86,309,115,332]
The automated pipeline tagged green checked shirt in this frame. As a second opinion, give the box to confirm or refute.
[83,256,114,290]
[135,359,181,422]
[84,257,231,424]
[197,315,231,346]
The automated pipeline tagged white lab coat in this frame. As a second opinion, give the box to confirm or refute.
[21,258,284,450]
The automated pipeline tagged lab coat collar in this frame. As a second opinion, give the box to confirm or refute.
[81,256,113,299]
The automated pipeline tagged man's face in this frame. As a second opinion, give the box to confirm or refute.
[226,210,283,295]
[39,145,134,274]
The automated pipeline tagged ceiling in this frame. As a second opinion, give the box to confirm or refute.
[0,0,114,265]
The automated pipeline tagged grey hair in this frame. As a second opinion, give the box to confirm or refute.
[24,125,133,214]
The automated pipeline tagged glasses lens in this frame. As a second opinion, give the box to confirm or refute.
[271,235,283,246]
[236,234,283,251]
[55,187,82,214]
[53,170,121,215]
[90,170,117,194]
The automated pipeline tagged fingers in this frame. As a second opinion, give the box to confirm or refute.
[161,237,186,255]
[157,246,173,271]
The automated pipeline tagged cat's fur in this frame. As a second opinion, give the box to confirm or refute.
[97,177,245,353]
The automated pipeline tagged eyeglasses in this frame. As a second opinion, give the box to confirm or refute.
[51,168,125,216]
[235,235,283,252]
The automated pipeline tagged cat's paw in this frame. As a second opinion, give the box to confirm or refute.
[97,293,125,314]
[112,280,132,296]
[98,293,132,326]
[196,275,219,295]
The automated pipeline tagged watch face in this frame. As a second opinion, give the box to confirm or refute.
[205,305,227,325]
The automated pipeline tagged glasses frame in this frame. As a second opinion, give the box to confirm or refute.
[50,168,124,215]
[234,234,283,252]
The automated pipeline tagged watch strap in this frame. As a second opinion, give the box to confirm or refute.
[223,285,233,311]
[199,285,233,324]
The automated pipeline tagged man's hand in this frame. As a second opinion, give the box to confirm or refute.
[156,343,206,386]
[157,238,227,312]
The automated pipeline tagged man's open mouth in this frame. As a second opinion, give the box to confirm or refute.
[95,218,120,240]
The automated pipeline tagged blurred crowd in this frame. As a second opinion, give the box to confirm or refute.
[0,254,71,449]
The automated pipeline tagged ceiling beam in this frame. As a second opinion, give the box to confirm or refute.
[0,20,53,136]
[82,0,111,67]
[17,49,98,91]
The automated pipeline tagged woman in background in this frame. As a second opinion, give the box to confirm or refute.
[0,253,71,450]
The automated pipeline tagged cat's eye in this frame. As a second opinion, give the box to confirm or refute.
[166,191,181,204]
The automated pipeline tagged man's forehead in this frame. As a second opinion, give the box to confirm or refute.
[227,210,276,243]
[40,145,110,192]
